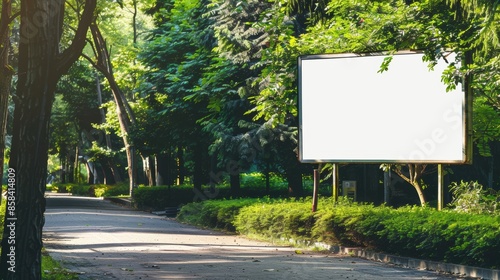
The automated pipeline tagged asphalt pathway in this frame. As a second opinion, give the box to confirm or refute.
[43,193,470,280]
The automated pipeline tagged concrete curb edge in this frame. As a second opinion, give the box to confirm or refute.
[324,244,499,280]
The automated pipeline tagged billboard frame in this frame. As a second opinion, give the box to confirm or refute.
[298,51,472,164]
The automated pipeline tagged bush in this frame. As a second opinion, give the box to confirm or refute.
[235,198,316,242]
[55,184,92,196]
[134,185,200,210]
[177,198,262,231]
[51,183,130,198]
[178,197,500,269]
[449,181,500,214]
[92,183,129,197]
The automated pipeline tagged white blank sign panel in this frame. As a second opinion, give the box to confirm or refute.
[298,52,466,163]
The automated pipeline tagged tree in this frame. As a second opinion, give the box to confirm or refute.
[0,0,97,278]
[49,61,123,185]
[140,0,214,190]
[84,21,139,195]
[0,0,15,200]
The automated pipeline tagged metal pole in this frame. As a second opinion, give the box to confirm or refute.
[437,164,444,210]
[312,169,319,212]
[333,163,339,203]
[384,169,391,204]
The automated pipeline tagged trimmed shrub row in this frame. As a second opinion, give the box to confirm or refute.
[177,197,500,269]
[50,183,129,198]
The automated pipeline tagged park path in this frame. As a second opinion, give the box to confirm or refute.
[43,193,468,280]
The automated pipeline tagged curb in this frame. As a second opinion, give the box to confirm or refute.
[105,197,133,207]
[328,244,499,280]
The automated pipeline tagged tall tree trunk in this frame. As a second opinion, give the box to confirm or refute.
[285,164,303,197]
[0,1,96,278]
[143,156,155,186]
[85,161,94,185]
[177,146,185,185]
[193,144,203,191]
[60,157,66,184]
[84,22,137,197]
[155,154,167,186]
[96,74,122,184]
[230,173,240,197]
[282,149,303,197]
[0,0,13,205]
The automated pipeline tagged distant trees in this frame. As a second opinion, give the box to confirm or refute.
[135,0,500,204]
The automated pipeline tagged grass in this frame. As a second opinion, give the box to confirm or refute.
[41,249,79,280]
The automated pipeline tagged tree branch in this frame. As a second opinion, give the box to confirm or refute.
[57,0,97,75]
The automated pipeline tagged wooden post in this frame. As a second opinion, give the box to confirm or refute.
[312,169,319,212]
[333,163,339,204]
[384,169,391,204]
[438,164,444,210]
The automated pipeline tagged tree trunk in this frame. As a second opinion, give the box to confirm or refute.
[392,164,428,206]
[96,73,122,184]
[283,150,303,197]
[143,156,155,186]
[85,22,137,197]
[230,173,240,197]
[193,144,203,191]
[0,0,13,204]
[264,161,270,193]
[85,161,94,185]
[0,1,96,278]
[177,146,185,185]
[60,157,66,184]
[155,154,164,186]
[285,165,303,197]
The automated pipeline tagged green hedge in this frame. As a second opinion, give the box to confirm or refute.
[50,183,129,198]
[134,185,201,210]
[177,197,500,269]
[177,198,264,231]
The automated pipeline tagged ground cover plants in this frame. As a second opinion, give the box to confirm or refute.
[176,196,500,269]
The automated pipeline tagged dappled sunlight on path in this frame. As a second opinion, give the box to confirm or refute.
[43,194,467,280]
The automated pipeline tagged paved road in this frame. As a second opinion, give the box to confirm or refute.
[43,193,469,280]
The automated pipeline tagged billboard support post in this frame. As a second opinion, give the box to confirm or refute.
[333,163,339,203]
[438,164,444,210]
[312,168,319,212]
[384,169,391,204]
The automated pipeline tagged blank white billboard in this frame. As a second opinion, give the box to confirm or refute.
[298,52,468,163]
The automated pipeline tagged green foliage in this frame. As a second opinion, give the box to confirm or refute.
[177,197,266,231]
[473,97,500,157]
[134,185,200,210]
[234,198,317,242]
[448,181,500,214]
[85,142,116,162]
[240,172,287,188]
[178,197,500,269]
[51,183,129,198]
[41,249,79,280]
[51,183,92,196]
